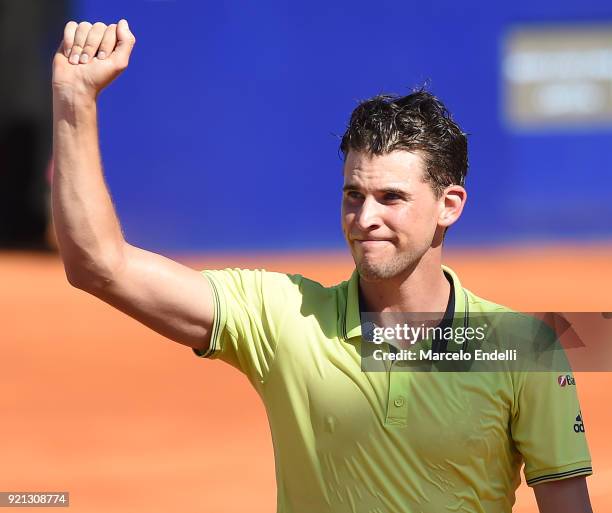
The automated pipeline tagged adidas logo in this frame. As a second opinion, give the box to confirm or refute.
[573,413,585,433]
[558,374,576,387]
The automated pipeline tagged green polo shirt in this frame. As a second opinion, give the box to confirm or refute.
[194,265,592,513]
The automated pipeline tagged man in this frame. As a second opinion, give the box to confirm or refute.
[52,19,594,513]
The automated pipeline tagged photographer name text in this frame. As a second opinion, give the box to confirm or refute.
[372,348,518,361]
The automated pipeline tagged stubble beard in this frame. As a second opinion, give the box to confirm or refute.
[353,248,416,282]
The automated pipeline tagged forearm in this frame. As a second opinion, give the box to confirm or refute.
[52,89,125,285]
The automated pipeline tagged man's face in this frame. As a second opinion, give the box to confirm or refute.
[341,150,442,282]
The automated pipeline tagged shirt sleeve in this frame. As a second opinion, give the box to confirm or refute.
[511,369,593,486]
[192,267,304,392]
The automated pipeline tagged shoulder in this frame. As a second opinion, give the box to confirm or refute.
[463,287,513,314]
[202,267,344,306]
[464,287,568,375]
[464,287,540,332]
[467,285,556,333]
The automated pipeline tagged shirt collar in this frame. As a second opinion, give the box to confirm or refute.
[344,264,467,341]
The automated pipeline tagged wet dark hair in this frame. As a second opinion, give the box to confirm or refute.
[340,90,468,197]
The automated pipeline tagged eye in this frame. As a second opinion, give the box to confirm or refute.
[383,192,402,202]
[344,190,363,201]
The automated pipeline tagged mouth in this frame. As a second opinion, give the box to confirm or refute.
[353,239,392,246]
[352,236,392,242]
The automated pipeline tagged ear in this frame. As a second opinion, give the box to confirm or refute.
[437,185,467,228]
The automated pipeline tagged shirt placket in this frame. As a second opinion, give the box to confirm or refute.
[385,361,411,427]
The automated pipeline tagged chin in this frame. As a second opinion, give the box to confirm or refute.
[356,260,402,281]
[354,252,419,282]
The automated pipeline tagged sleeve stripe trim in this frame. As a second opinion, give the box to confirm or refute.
[200,272,221,358]
[526,466,593,486]
[208,275,222,357]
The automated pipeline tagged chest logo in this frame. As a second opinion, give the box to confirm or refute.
[558,374,576,387]
[573,413,585,433]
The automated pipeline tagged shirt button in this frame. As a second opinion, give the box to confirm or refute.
[394,396,405,407]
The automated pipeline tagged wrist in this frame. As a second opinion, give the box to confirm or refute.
[52,85,98,109]
[53,86,98,126]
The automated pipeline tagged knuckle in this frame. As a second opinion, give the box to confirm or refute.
[93,22,107,29]
[78,21,93,29]
[102,26,117,40]
[65,20,78,30]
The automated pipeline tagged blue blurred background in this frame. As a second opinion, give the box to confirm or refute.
[74,0,612,252]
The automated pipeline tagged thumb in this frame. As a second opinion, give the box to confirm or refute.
[113,19,136,66]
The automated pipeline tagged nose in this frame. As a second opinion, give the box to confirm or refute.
[354,196,383,231]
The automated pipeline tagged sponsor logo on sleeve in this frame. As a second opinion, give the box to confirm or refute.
[558,374,576,387]
[574,412,585,433]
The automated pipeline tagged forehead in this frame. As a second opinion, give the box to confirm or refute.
[343,150,426,189]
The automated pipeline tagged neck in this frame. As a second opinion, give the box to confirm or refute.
[359,252,450,315]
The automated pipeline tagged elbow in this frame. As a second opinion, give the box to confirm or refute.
[64,265,105,291]
[64,265,86,289]
[64,263,114,292]
[63,250,125,293]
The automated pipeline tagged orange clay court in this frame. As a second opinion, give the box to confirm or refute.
[1,245,611,513]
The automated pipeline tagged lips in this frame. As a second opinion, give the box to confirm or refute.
[353,237,391,242]
[354,239,392,248]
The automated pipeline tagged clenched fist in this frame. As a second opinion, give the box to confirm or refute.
[52,19,136,100]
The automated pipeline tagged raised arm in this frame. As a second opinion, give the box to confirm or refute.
[52,19,213,352]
